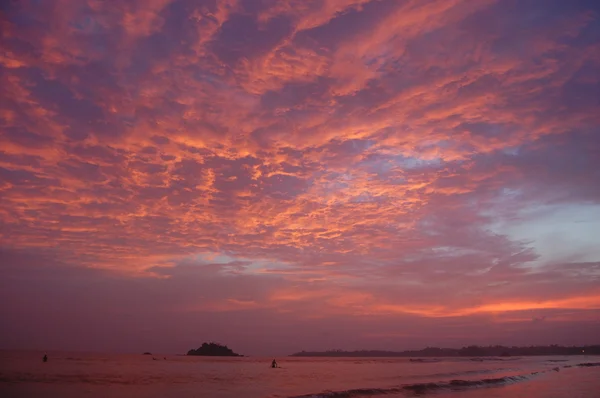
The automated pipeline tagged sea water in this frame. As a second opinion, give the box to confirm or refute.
[1,350,599,397]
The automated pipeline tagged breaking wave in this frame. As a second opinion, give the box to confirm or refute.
[290,363,600,398]
[291,374,534,397]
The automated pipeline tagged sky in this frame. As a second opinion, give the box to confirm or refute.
[1,0,599,356]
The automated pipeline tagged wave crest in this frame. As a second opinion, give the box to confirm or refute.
[292,373,536,397]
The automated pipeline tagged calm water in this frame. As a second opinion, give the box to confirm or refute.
[1,351,599,397]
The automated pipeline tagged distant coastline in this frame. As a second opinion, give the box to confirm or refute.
[187,342,243,357]
[290,345,600,357]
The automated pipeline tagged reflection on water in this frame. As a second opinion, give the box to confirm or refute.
[0,351,598,398]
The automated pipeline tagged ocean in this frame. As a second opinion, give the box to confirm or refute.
[1,351,599,397]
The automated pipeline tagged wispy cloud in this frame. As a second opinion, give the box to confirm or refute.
[1,0,599,353]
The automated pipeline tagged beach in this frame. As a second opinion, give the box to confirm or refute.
[430,365,600,398]
[1,351,598,397]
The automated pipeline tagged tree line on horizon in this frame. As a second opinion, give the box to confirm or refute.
[290,344,600,357]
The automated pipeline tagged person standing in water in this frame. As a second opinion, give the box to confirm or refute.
[42,354,48,363]
[271,359,278,368]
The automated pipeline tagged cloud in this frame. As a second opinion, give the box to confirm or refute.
[1,0,599,353]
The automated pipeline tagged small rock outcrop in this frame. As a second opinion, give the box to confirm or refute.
[187,342,243,357]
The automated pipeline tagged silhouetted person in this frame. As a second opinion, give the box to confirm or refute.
[271,359,278,368]
[42,354,48,363]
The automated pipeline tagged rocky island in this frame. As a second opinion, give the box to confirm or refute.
[187,342,243,357]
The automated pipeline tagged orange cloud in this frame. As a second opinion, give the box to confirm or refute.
[1,0,600,352]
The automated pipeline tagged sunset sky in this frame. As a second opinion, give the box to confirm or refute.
[1,0,600,356]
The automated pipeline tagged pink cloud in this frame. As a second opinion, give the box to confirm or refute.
[1,0,599,353]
